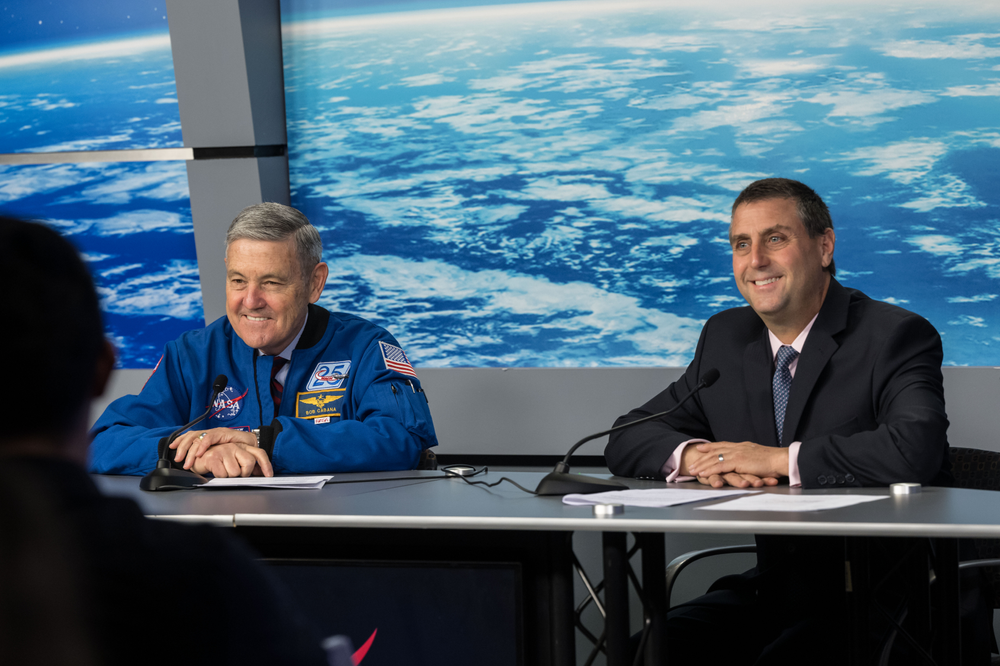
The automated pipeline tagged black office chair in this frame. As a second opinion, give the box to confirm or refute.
[950,447,1000,593]
[416,448,438,470]
[949,448,1000,657]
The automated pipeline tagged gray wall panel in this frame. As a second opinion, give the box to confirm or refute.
[167,0,286,147]
[418,367,683,456]
[167,0,255,146]
[92,366,1000,458]
[239,0,288,146]
[943,367,1000,450]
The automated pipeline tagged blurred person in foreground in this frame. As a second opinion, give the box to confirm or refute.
[0,216,328,666]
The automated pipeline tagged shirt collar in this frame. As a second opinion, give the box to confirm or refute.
[768,311,819,360]
[257,310,309,360]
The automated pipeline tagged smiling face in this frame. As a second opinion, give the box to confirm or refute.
[730,197,835,342]
[225,237,328,355]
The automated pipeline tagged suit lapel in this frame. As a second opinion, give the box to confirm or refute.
[781,278,849,446]
[744,326,778,448]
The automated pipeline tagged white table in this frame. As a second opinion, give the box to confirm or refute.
[96,470,1000,665]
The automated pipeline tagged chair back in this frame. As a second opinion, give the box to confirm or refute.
[950,447,1000,607]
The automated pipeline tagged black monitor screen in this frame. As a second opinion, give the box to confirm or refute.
[266,559,522,666]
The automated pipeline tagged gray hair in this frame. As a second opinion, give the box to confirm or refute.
[225,202,323,277]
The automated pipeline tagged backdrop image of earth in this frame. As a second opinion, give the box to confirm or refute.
[281,0,1000,367]
[0,0,200,369]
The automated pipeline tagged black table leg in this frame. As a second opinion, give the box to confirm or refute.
[604,532,630,666]
[636,533,667,666]
[845,537,870,665]
[932,537,961,665]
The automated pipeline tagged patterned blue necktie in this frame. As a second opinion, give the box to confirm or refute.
[773,345,799,445]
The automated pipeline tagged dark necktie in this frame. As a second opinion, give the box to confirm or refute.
[773,345,799,445]
[270,357,289,418]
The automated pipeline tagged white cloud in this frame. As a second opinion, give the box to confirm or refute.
[898,174,986,213]
[941,82,1000,97]
[100,263,144,278]
[948,315,988,327]
[319,254,704,366]
[806,89,935,118]
[738,56,833,78]
[49,210,191,237]
[837,140,948,184]
[905,234,965,256]
[670,97,792,135]
[98,260,203,320]
[468,55,674,94]
[879,34,1000,60]
[603,33,711,53]
[399,73,457,87]
[73,163,189,205]
[711,17,820,32]
[0,164,81,203]
[948,294,997,303]
[629,93,712,111]
[28,96,76,111]
[948,257,1000,278]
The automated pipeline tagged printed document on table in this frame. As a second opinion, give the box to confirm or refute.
[562,488,756,508]
[695,493,888,512]
[197,475,332,490]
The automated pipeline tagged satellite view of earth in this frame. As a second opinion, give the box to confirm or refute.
[1,0,998,370]
[0,10,198,369]
[281,0,1000,367]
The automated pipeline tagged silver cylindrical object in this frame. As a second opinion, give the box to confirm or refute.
[593,503,624,517]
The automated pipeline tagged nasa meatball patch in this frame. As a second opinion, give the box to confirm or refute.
[210,386,248,422]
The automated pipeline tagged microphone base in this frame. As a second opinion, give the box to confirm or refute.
[139,466,208,492]
[535,472,628,496]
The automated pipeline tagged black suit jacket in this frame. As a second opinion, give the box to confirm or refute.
[605,278,951,489]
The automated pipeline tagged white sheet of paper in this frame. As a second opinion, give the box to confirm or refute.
[562,488,756,508]
[695,493,888,512]
[197,475,333,490]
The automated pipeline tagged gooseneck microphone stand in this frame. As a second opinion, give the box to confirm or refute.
[139,375,228,491]
[534,369,720,495]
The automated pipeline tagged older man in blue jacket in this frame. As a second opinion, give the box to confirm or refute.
[91,203,437,477]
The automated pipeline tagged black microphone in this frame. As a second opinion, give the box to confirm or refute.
[139,375,229,491]
[535,368,721,496]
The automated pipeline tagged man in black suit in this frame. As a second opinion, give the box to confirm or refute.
[605,179,984,663]
[0,216,328,666]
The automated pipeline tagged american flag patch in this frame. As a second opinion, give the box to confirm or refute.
[379,341,418,378]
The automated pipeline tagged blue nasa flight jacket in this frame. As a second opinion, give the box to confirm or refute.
[89,304,437,475]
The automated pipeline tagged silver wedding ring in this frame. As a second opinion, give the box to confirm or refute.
[718,454,724,462]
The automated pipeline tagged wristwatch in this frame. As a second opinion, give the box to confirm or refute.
[251,428,261,447]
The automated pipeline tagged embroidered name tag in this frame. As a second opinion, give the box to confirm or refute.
[296,390,345,419]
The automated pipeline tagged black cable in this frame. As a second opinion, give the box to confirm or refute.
[444,467,540,495]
